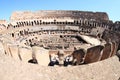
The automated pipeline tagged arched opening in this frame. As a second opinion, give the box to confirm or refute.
[39,20,42,25]
[34,20,37,25]
[26,21,29,26]
[31,21,34,26]
[54,20,56,24]
[37,20,39,25]
[24,22,26,26]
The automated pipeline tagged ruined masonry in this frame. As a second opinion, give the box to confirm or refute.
[0,10,120,66]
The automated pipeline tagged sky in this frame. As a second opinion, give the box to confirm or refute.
[0,0,120,22]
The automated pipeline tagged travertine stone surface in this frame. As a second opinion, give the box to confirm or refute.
[0,53,119,80]
[0,10,119,66]
[0,10,119,80]
[10,10,109,21]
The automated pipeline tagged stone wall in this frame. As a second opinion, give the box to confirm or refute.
[10,10,109,21]
[0,20,6,25]
[114,21,120,31]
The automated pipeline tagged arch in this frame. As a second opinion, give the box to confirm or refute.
[31,21,34,26]
[74,20,79,25]
[34,20,37,25]
[19,22,22,26]
[54,19,56,24]
[13,26,15,28]
[43,21,46,24]
[94,22,97,27]
[79,20,82,26]
[24,21,26,26]
[89,21,93,27]
[16,22,19,25]
[81,20,84,26]
[93,22,96,27]
[37,20,39,25]
[21,22,24,26]
[28,21,31,26]
[17,24,20,27]
[15,25,18,28]
[88,21,90,26]
[85,20,88,26]
[11,33,14,37]
[39,20,42,25]
[26,21,29,26]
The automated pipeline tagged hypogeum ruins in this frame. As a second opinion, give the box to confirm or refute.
[0,10,120,66]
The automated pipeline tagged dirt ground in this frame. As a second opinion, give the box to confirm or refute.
[0,53,120,80]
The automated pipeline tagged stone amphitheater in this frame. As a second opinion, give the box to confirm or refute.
[0,10,120,80]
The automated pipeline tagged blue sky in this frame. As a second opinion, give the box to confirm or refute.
[0,0,120,22]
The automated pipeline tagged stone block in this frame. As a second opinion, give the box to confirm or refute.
[19,47,32,62]
[32,46,50,66]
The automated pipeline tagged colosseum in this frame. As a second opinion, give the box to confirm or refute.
[0,10,120,67]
